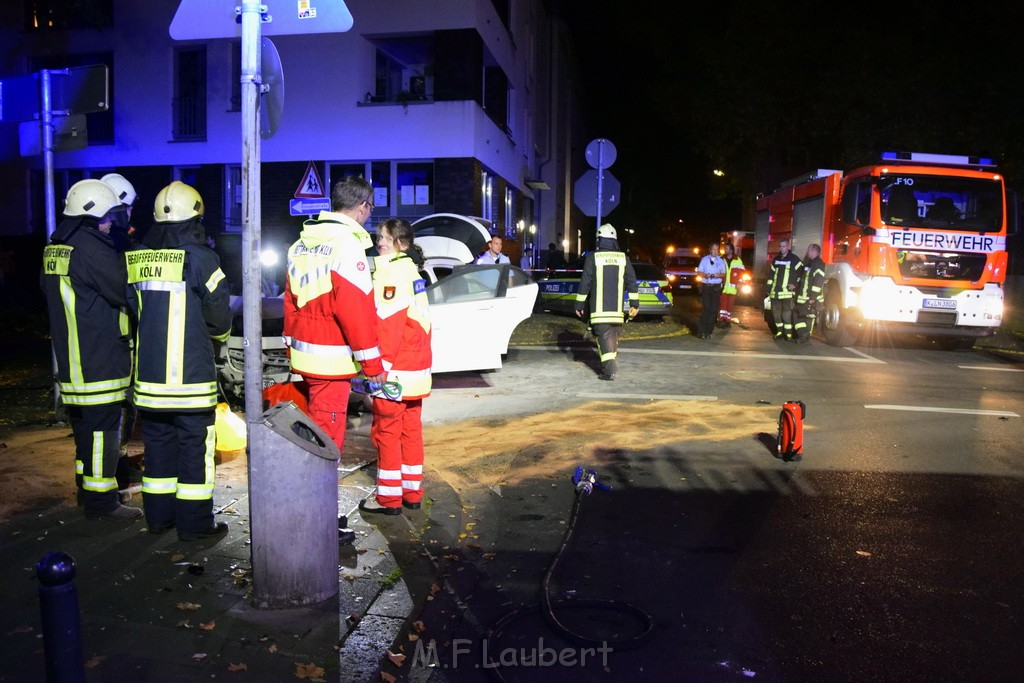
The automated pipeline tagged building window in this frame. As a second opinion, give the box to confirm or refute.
[30,52,114,145]
[480,171,494,223]
[504,187,514,237]
[483,64,509,132]
[173,47,207,140]
[371,36,434,103]
[224,165,242,231]
[24,0,112,31]
[396,162,434,220]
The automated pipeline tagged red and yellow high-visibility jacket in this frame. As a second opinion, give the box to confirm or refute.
[372,252,432,399]
[284,212,384,380]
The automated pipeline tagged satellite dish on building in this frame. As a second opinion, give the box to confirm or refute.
[260,38,284,139]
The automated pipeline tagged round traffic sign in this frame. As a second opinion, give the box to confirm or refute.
[585,138,617,169]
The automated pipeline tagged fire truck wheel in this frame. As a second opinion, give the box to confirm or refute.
[822,289,856,347]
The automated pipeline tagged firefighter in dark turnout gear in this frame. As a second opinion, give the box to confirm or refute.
[128,181,232,541]
[793,243,826,343]
[574,224,639,380]
[767,238,804,340]
[41,179,142,520]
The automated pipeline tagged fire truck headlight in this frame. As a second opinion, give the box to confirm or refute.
[858,278,899,320]
[741,284,753,295]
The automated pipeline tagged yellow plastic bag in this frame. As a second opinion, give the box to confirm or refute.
[215,402,247,452]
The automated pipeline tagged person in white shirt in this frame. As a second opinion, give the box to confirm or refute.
[519,243,533,270]
[476,236,510,264]
[696,242,727,338]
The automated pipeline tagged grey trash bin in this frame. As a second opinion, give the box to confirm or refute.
[249,401,340,609]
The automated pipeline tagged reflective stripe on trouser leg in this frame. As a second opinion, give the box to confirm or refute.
[593,323,621,377]
[370,396,406,508]
[304,376,352,454]
[69,404,121,513]
[140,410,180,530]
[174,412,217,535]
[400,400,424,504]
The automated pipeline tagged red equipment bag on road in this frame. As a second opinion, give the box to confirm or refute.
[777,400,805,460]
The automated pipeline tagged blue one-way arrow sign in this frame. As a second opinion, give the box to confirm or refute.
[289,197,330,215]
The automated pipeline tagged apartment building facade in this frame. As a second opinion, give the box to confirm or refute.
[0,0,585,275]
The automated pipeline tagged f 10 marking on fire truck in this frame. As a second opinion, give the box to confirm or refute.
[880,230,1005,254]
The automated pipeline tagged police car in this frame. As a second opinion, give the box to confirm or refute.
[536,257,673,318]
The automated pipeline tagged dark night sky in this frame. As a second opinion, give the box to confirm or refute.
[563,0,1024,251]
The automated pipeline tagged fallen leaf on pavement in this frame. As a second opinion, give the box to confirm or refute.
[387,651,406,667]
[171,554,185,562]
[380,673,397,683]
[228,663,248,672]
[467,542,481,551]
[482,553,496,560]
[411,620,426,633]
[855,550,872,557]
[192,653,207,661]
[294,662,325,679]
[430,583,441,596]
[176,602,201,611]
[84,655,105,669]
[177,620,192,628]
[408,634,419,642]
[199,620,216,631]
[269,643,278,653]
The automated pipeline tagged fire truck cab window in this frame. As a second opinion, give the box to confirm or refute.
[881,175,1001,232]
[842,181,872,225]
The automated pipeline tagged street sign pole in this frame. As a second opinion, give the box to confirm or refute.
[595,141,605,236]
[241,2,264,423]
[41,70,56,239]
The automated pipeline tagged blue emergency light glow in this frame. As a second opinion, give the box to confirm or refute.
[881,151,995,167]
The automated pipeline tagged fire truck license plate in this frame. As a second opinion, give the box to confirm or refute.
[923,298,957,310]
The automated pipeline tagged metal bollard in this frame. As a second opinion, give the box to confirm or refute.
[36,551,85,683]
[249,401,341,609]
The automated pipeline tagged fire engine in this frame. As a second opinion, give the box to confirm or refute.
[753,152,1011,348]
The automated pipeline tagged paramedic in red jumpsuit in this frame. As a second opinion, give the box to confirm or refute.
[359,218,432,516]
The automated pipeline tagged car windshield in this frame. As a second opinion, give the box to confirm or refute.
[665,256,700,268]
[880,175,1003,232]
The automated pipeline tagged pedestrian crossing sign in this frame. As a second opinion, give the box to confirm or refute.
[294,161,326,199]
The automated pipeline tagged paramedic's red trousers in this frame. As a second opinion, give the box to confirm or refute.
[370,397,424,507]
[304,377,352,453]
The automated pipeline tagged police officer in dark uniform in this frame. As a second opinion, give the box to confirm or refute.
[41,179,142,520]
[128,181,232,541]
[793,243,826,343]
[574,223,639,381]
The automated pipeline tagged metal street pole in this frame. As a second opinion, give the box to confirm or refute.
[595,140,605,236]
[240,2,263,423]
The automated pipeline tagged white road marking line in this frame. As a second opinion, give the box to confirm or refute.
[844,347,882,362]
[576,393,718,401]
[865,404,1019,417]
[957,365,1024,373]
[521,346,886,363]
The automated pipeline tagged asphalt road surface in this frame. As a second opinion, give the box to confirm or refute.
[377,297,1024,682]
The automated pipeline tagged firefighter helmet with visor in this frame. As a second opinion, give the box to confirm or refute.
[101,173,137,206]
[154,181,204,223]
[597,223,617,240]
[64,179,122,219]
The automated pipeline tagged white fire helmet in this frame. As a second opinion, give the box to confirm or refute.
[100,173,137,206]
[64,179,122,219]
